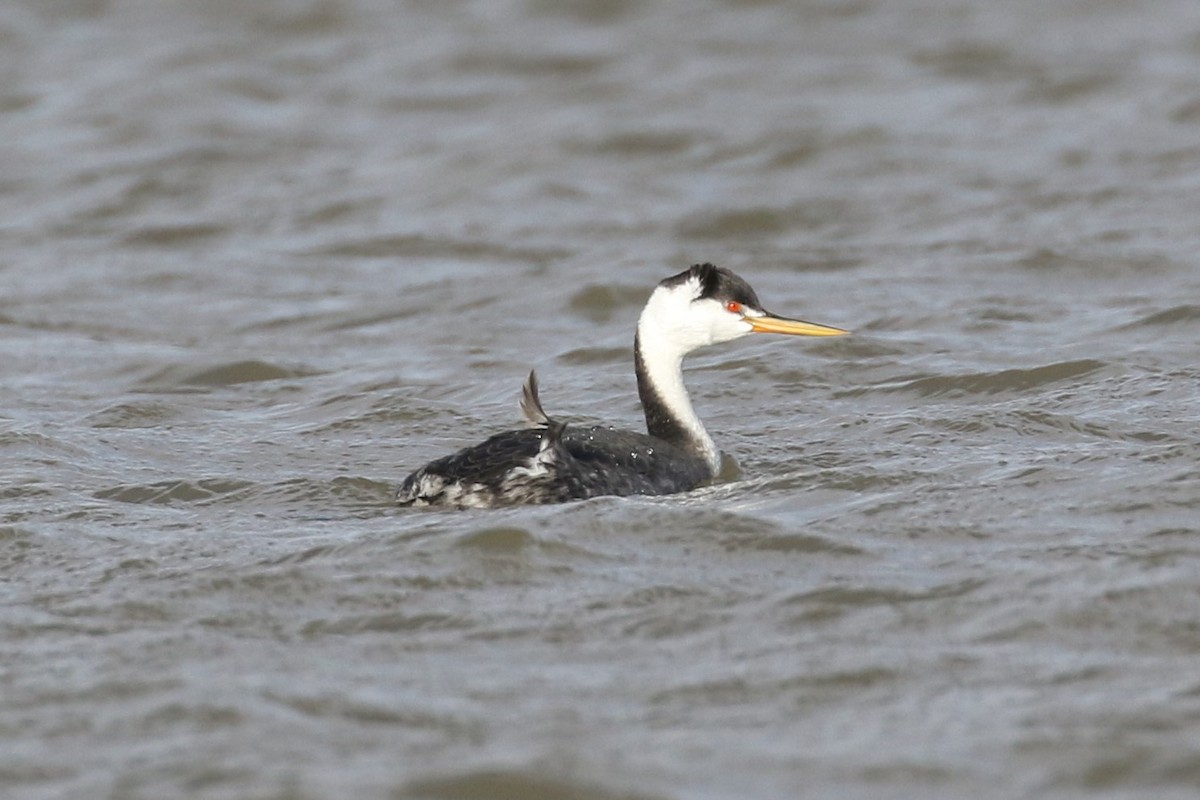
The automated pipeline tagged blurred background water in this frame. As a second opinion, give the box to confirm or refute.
[3,1,1200,798]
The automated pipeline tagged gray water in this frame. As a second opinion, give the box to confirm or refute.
[4,1,1200,798]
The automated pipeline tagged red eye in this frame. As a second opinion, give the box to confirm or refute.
[726,301,743,314]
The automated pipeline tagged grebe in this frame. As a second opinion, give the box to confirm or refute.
[397,263,847,508]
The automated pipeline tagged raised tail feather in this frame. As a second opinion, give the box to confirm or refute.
[520,370,551,427]
[519,369,568,445]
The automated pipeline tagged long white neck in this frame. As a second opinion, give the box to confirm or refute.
[635,307,721,476]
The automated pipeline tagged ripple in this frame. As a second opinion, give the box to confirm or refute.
[1022,72,1119,105]
[136,701,245,733]
[0,525,33,541]
[381,91,497,113]
[248,476,397,508]
[298,233,569,264]
[782,579,987,610]
[402,768,673,800]
[455,525,539,551]
[1119,304,1200,329]
[449,52,609,77]
[0,484,55,506]
[566,283,646,323]
[614,585,709,608]
[0,431,90,459]
[93,478,256,505]
[720,529,865,556]
[650,666,899,707]
[573,581,732,640]
[136,360,320,389]
[912,40,1029,81]
[568,129,699,157]
[85,400,181,429]
[302,612,471,637]
[1009,410,1173,442]
[120,223,225,247]
[676,202,852,239]
[1017,248,1174,275]
[526,0,638,24]
[264,690,481,734]
[557,346,627,365]
[451,525,605,561]
[841,359,1108,398]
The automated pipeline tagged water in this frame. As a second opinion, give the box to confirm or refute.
[4,1,1200,798]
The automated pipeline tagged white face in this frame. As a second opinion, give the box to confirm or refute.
[639,276,758,354]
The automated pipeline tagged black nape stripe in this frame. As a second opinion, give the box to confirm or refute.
[634,331,697,451]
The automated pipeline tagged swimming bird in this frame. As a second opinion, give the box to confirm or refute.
[397,263,847,508]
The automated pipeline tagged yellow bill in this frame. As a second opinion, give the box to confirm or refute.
[747,314,849,336]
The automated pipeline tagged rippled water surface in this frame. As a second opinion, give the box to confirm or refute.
[4,1,1200,798]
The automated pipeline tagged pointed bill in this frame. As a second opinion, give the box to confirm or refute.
[747,313,849,336]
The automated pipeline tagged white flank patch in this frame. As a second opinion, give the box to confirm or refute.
[454,483,496,509]
[502,435,557,483]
